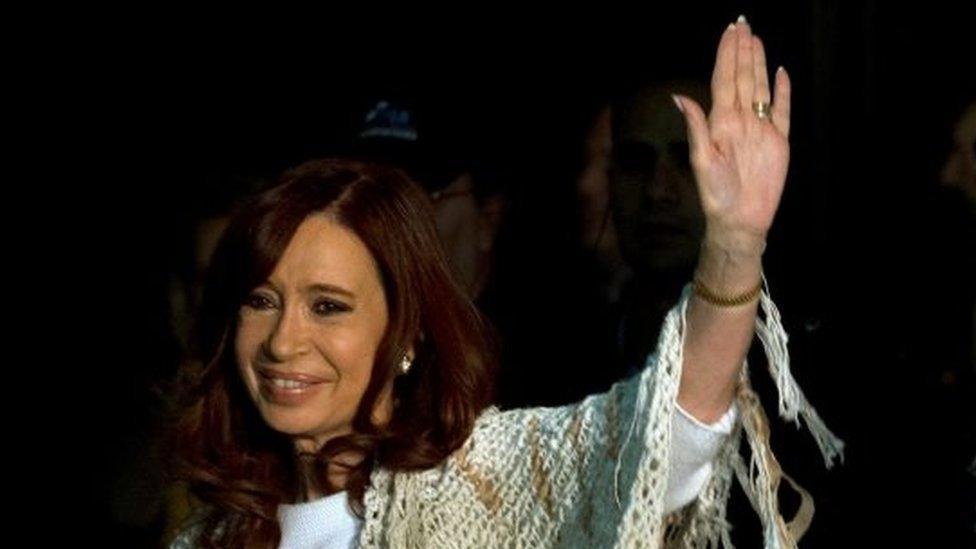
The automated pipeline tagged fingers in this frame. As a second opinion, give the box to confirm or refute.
[672,94,713,166]
[735,16,755,112]
[711,23,738,111]
[752,36,771,106]
[711,16,787,135]
[772,66,792,137]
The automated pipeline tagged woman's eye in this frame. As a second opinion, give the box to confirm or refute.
[243,293,275,310]
[312,299,349,317]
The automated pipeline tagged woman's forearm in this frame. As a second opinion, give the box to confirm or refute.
[678,230,765,423]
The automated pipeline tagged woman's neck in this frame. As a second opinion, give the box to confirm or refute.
[293,451,359,503]
[289,386,395,503]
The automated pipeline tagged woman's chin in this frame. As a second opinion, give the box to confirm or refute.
[259,407,319,436]
[260,408,345,447]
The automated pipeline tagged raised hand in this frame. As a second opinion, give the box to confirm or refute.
[673,16,790,255]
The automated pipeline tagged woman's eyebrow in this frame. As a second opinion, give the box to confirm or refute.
[305,283,356,299]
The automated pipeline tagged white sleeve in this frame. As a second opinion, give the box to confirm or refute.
[663,402,737,514]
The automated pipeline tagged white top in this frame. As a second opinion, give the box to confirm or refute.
[275,403,737,549]
[277,490,361,549]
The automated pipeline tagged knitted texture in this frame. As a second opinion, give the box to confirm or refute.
[358,281,842,548]
[172,281,843,548]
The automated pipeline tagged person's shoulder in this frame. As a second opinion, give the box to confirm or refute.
[466,403,561,441]
[470,374,643,446]
[377,400,602,502]
[453,400,596,465]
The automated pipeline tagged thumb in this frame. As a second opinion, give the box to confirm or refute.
[671,94,712,165]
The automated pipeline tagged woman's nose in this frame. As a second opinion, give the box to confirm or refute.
[262,306,309,362]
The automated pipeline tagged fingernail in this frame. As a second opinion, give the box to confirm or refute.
[737,14,748,24]
[671,94,685,114]
[727,22,736,31]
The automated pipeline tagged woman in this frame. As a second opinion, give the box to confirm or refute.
[168,18,841,548]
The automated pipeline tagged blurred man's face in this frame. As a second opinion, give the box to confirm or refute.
[610,84,707,277]
[941,101,976,203]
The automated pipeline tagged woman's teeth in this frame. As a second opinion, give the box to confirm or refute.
[272,379,312,389]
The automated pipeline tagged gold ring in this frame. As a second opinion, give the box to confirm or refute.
[752,100,771,120]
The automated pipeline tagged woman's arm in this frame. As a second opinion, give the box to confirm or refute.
[680,239,762,422]
[672,17,790,423]
[412,20,841,548]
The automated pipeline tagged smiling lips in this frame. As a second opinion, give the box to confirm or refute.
[257,367,328,384]
[257,368,328,406]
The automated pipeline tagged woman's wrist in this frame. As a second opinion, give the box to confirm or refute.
[695,229,765,296]
[703,224,767,257]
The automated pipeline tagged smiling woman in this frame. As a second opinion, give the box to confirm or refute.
[167,18,843,549]
[235,217,392,454]
[167,159,498,546]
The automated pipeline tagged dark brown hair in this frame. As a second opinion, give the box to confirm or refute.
[165,159,498,548]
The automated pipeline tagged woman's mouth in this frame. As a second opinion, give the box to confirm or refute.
[257,368,328,405]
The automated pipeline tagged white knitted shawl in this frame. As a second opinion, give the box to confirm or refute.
[357,280,843,548]
[174,280,843,548]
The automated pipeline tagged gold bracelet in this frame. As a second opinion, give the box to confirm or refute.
[692,276,763,307]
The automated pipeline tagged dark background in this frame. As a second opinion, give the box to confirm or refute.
[39,2,975,546]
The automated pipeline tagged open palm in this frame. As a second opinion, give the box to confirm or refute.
[674,18,790,251]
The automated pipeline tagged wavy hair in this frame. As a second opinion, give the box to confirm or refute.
[164,158,498,548]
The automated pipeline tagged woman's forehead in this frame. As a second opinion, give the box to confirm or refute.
[267,215,382,296]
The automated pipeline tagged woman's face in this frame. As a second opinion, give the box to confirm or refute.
[235,214,391,453]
